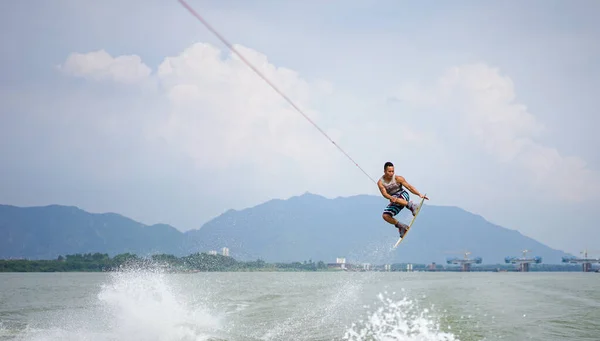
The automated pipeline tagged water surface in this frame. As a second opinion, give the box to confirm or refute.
[0,271,598,340]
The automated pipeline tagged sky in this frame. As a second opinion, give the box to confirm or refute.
[1,0,599,256]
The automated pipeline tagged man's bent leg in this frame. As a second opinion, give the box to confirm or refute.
[383,213,408,237]
[383,204,409,237]
[382,212,397,225]
[396,190,419,216]
[383,202,402,222]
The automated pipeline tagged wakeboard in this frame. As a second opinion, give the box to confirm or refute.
[393,194,426,248]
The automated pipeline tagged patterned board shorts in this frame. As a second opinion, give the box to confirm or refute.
[383,190,409,217]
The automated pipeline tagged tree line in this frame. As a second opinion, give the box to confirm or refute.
[0,252,331,272]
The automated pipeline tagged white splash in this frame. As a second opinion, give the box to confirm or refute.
[343,292,458,341]
[96,266,221,340]
[14,264,221,341]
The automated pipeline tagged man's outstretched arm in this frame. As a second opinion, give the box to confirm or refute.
[397,176,429,200]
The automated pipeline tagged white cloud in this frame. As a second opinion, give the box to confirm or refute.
[59,49,152,85]
[155,42,337,174]
[59,43,342,189]
[517,142,597,201]
[392,63,599,202]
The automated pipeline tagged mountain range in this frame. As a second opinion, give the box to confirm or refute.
[0,193,572,264]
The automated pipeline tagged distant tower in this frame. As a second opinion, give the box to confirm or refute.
[562,249,600,272]
[222,247,229,256]
[336,257,346,270]
[505,249,542,272]
[446,251,482,271]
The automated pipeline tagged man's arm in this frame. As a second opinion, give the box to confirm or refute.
[397,176,428,199]
[377,180,394,201]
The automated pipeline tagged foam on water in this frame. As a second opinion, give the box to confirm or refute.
[13,263,221,341]
[0,322,8,339]
[343,291,458,341]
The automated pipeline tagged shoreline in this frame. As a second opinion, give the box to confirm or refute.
[1,254,594,273]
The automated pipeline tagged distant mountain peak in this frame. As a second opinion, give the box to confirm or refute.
[290,191,328,200]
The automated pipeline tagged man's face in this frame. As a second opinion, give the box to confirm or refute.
[385,166,394,178]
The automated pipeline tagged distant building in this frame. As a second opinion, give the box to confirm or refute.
[208,250,217,255]
[222,247,229,256]
[328,257,347,270]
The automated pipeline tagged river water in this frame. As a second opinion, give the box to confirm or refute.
[0,270,598,340]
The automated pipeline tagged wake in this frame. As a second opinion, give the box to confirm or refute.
[344,291,458,341]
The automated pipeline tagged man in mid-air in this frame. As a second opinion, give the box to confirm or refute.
[377,161,429,237]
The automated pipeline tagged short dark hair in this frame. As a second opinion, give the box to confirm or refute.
[384,161,394,170]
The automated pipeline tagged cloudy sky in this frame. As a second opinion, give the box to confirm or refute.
[1,0,598,255]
